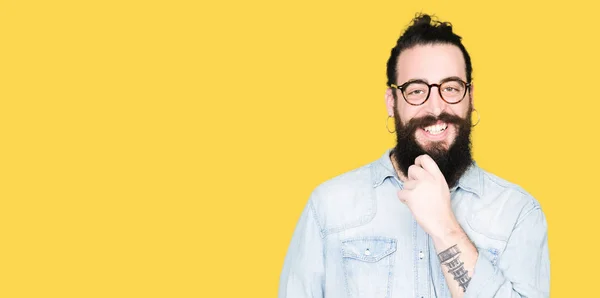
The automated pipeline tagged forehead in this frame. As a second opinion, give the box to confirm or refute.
[395,44,466,84]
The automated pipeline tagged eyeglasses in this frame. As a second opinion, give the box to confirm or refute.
[390,79,471,106]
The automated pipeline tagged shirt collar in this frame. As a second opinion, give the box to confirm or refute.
[371,149,398,188]
[371,148,483,198]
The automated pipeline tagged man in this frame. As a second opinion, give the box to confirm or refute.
[279,13,550,298]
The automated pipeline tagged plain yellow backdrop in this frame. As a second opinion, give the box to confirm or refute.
[1,0,599,297]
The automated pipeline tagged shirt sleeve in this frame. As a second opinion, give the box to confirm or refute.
[278,197,325,298]
[465,205,550,298]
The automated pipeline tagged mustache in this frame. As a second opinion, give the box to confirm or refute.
[397,112,466,138]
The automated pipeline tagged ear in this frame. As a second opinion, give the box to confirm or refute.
[385,88,395,117]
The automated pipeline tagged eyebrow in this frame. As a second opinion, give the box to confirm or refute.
[405,76,465,84]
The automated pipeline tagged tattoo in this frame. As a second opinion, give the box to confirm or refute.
[438,245,471,292]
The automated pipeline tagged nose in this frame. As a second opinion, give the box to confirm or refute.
[424,85,445,116]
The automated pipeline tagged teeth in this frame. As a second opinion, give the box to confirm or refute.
[424,123,447,135]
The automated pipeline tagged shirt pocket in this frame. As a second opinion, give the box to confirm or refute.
[341,237,397,298]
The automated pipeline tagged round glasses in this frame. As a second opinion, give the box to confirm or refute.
[390,79,471,106]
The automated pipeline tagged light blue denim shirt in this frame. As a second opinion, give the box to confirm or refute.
[279,149,550,298]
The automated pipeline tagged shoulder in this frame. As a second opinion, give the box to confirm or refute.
[311,163,374,203]
[308,162,378,237]
[478,167,541,211]
[465,166,545,240]
[459,165,548,244]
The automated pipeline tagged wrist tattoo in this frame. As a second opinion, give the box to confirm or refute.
[438,244,471,292]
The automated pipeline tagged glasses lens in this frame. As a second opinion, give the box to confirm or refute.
[440,80,466,103]
[402,82,429,105]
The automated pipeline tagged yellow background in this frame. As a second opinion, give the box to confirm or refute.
[1,0,598,297]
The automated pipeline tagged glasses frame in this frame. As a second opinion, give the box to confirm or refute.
[390,79,472,106]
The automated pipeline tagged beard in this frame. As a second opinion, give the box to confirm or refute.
[391,106,473,188]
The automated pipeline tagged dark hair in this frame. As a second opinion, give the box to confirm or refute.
[386,13,473,87]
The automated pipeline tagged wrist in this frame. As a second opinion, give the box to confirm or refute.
[431,221,464,249]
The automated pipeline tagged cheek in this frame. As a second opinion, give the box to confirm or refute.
[396,105,420,123]
[451,102,472,118]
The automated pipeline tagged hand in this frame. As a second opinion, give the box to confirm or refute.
[397,155,459,239]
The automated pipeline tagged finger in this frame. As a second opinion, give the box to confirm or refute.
[408,164,429,181]
[397,189,411,204]
[402,180,418,190]
[415,155,443,180]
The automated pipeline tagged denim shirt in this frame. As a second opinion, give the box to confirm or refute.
[279,150,550,298]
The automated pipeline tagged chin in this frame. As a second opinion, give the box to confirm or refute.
[421,141,451,152]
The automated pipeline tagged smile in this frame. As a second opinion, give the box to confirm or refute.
[423,122,448,135]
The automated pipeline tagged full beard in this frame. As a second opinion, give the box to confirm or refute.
[391,107,473,188]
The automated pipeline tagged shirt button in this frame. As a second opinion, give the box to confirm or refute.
[419,251,424,259]
[364,249,371,256]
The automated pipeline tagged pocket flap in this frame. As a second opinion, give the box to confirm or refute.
[341,237,397,263]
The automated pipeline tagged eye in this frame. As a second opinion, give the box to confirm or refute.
[407,89,425,95]
[404,83,428,96]
[441,81,464,94]
[443,86,458,92]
